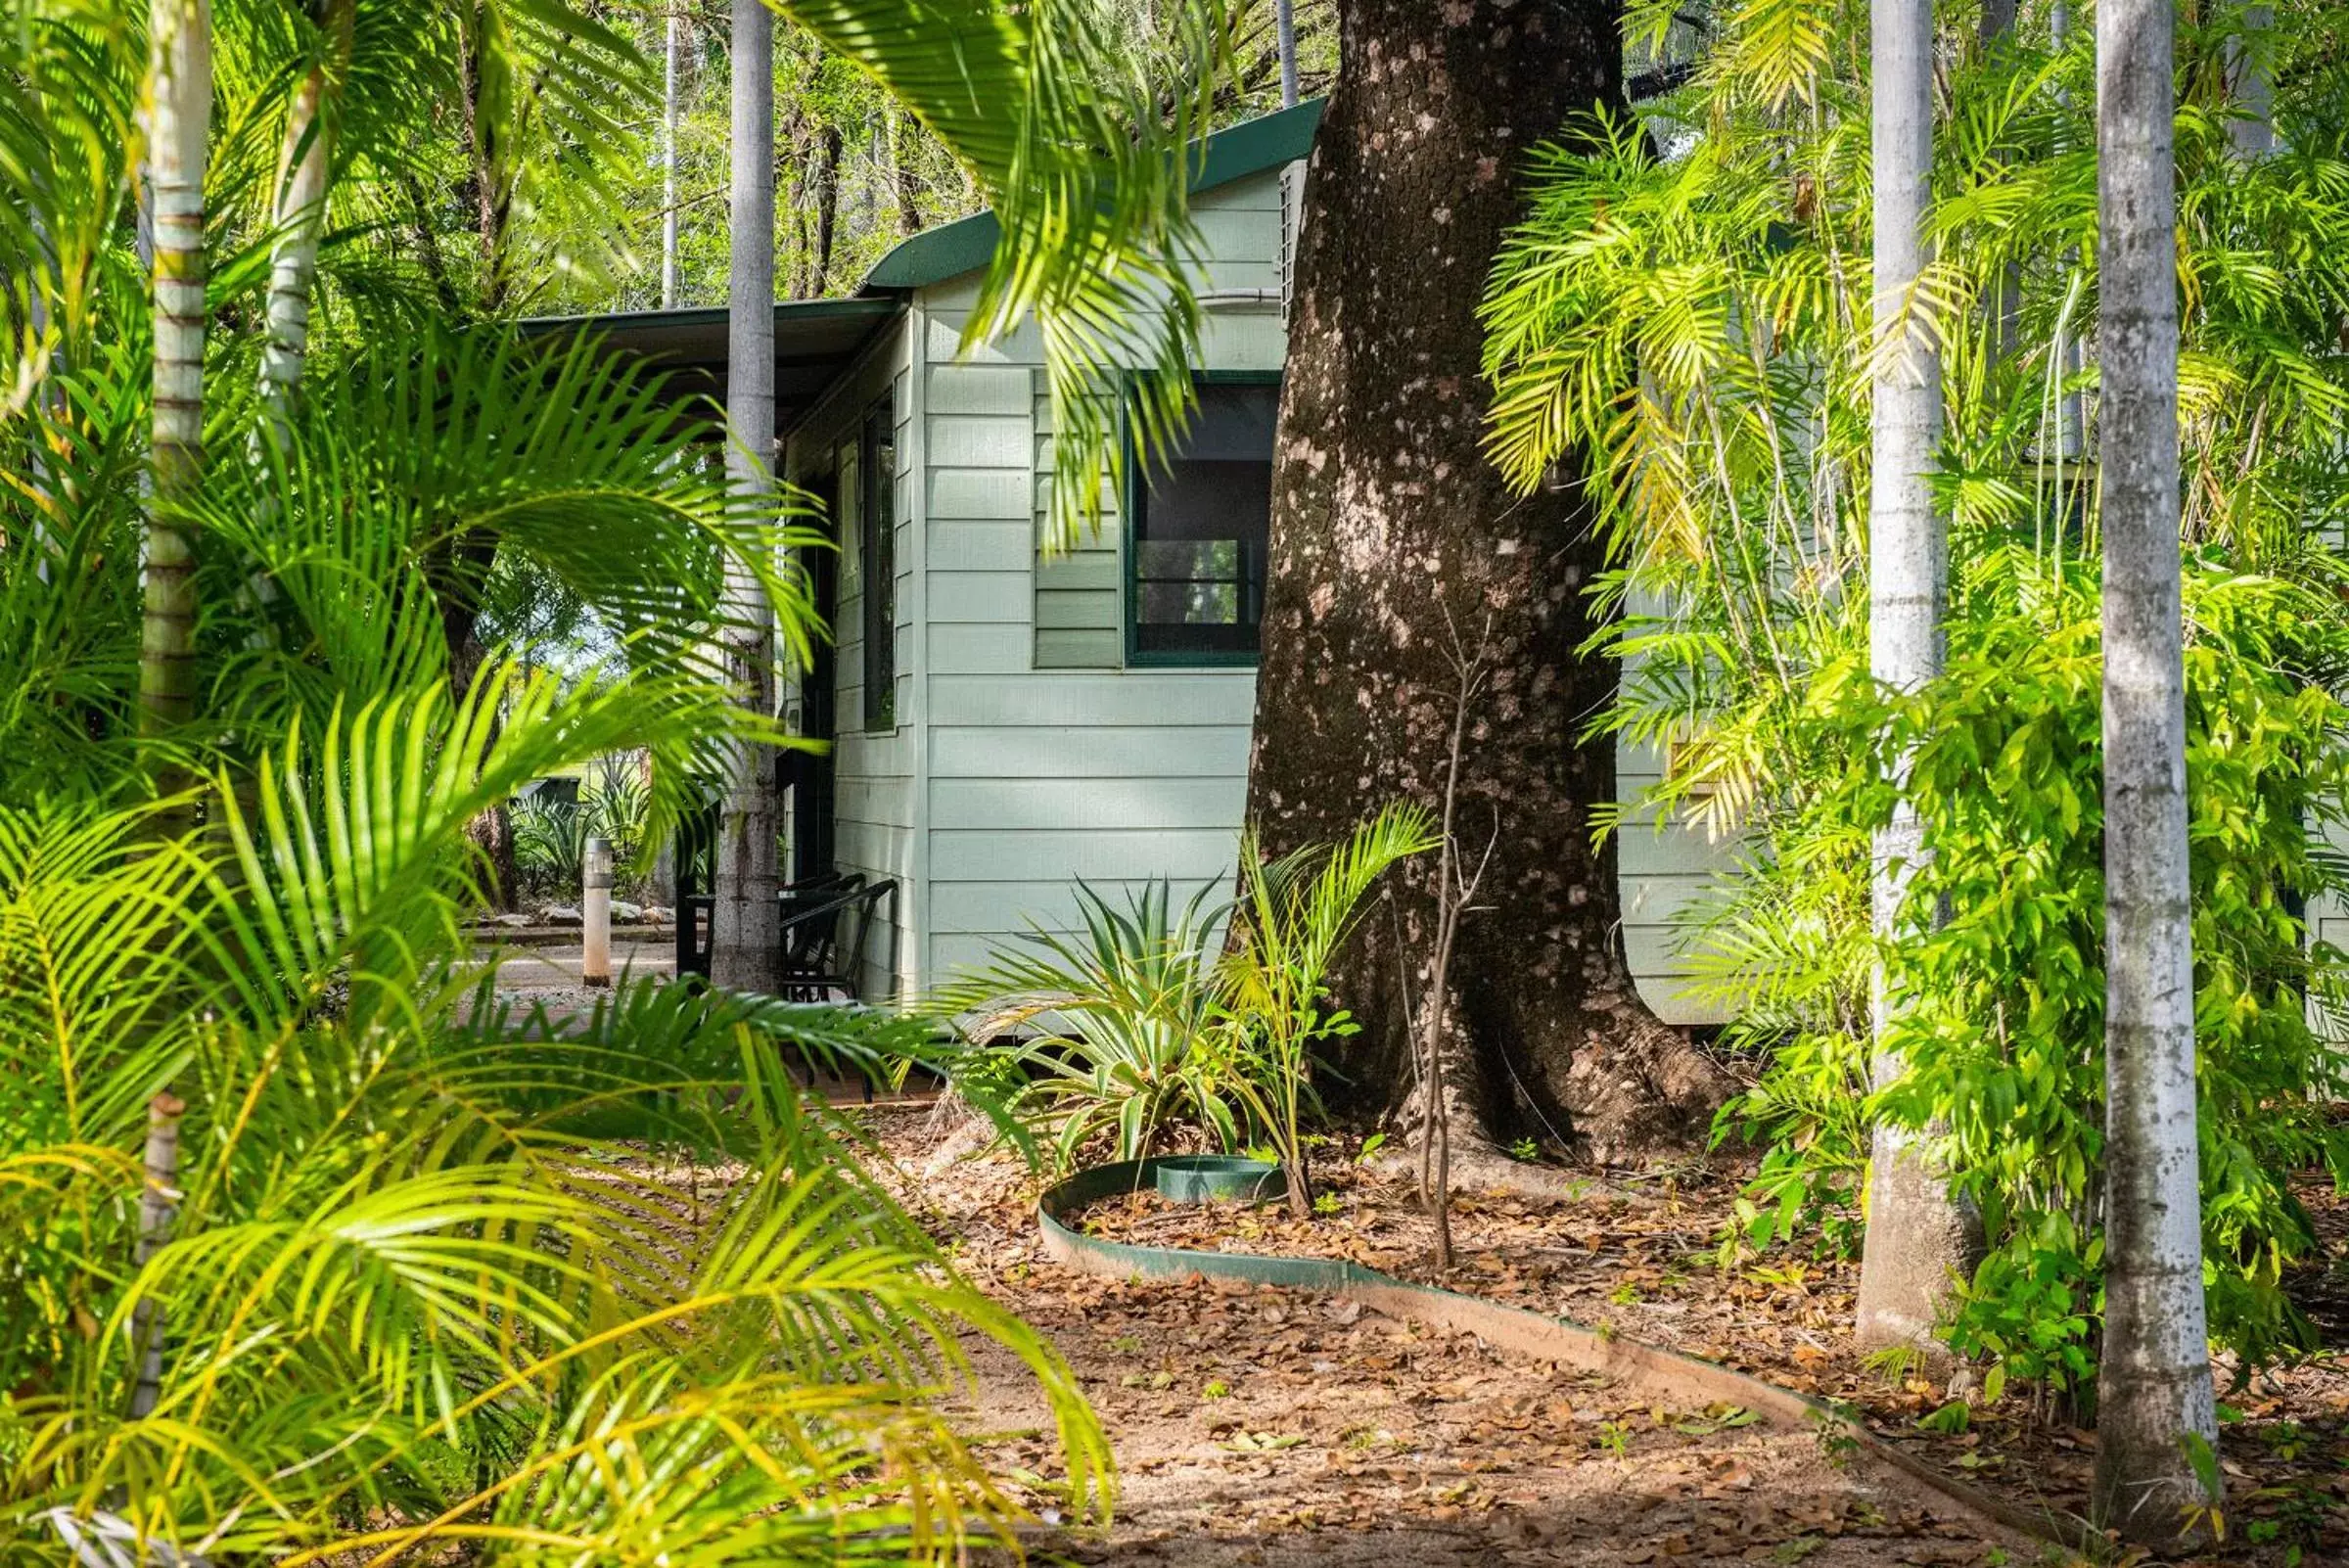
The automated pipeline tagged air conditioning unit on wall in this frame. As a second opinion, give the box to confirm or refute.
[1277,159,1308,321]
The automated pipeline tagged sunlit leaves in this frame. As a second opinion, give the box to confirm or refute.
[1,682,1104,1558]
[1488,3,2349,1394]
[778,0,1233,553]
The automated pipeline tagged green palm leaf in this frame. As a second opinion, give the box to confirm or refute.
[779,0,1233,550]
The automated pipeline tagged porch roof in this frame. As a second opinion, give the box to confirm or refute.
[517,296,904,436]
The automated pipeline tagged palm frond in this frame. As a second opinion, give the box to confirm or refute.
[779,0,1234,551]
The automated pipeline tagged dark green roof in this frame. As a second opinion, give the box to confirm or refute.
[860,97,1323,293]
[516,297,903,433]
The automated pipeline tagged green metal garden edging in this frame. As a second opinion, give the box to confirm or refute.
[1151,1154,1282,1205]
[1036,1160,2094,1555]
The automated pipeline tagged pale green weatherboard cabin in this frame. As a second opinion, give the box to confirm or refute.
[532,100,1734,1022]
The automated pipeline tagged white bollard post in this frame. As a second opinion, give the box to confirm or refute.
[581,836,613,989]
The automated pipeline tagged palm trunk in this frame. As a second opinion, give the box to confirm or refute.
[140,0,212,763]
[662,9,684,307]
[127,1092,186,1420]
[709,0,781,992]
[258,0,350,436]
[2092,0,2218,1540]
[1854,0,1979,1356]
[1243,0,1727,1159]
[461,2,513,315]
[2052,1,2084,468]
[1980,0,2018,359]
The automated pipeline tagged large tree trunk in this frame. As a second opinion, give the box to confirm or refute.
[140,0,212,770]
[1244,0,1725,1161]
[1854,0,1978,1357]
[710,0,781,992]
[452,632,522,906]
[2092,0,2218,1541]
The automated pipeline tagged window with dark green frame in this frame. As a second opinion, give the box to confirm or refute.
[860,397,896,731]
[1127,375,1278,665]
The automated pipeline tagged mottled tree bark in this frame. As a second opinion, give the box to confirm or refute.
[440,552,522,909]
[2093,0,2219,1540]
[1855,0,1980,1359]
[1244,0,1726,1159]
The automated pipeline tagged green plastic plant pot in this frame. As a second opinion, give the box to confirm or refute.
[1153,1155,1283,1205]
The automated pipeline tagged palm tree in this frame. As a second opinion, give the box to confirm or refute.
[255,0,351,433]
[0,672,1108,1558]
[663,5,686,306]
[1853,0,1976,1356]
[771,0,1225,551]
[2091,0,2220,1540]
[139,0,211,767]
[711,0,785,992]
[0,9,1114,1541]
[5,3,1273,1543]
[1274,0,1298,106]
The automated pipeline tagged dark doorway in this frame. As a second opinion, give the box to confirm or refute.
[784,472,841,883]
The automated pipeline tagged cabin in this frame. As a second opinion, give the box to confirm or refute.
[530,99,1733,1023]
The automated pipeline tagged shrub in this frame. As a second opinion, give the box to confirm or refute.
[510,755,657,900]
[939,878,1250,1168]
[1717,559,2349,1389]
[940,805,1436,1205]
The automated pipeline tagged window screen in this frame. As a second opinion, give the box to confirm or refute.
[1129,379,1277,662]
[860,398,896,731]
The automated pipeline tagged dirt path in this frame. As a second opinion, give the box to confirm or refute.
[873,1112,2040,1567]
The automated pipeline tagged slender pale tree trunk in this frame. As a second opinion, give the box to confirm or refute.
[2093,0,2219,1540]
[258,0,350,436]
[710,0,781,991]
[890,106,922,237]
[808,124,845,295]
[1274,0,1299,108]
[2053,1,2085,468]
[662,8,684,307]
[1980,0,2018,359]
[127,1092,185,1421]
[140,0,212,767]
[1855,0,1978,1355]
[2228,5,2274,160]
